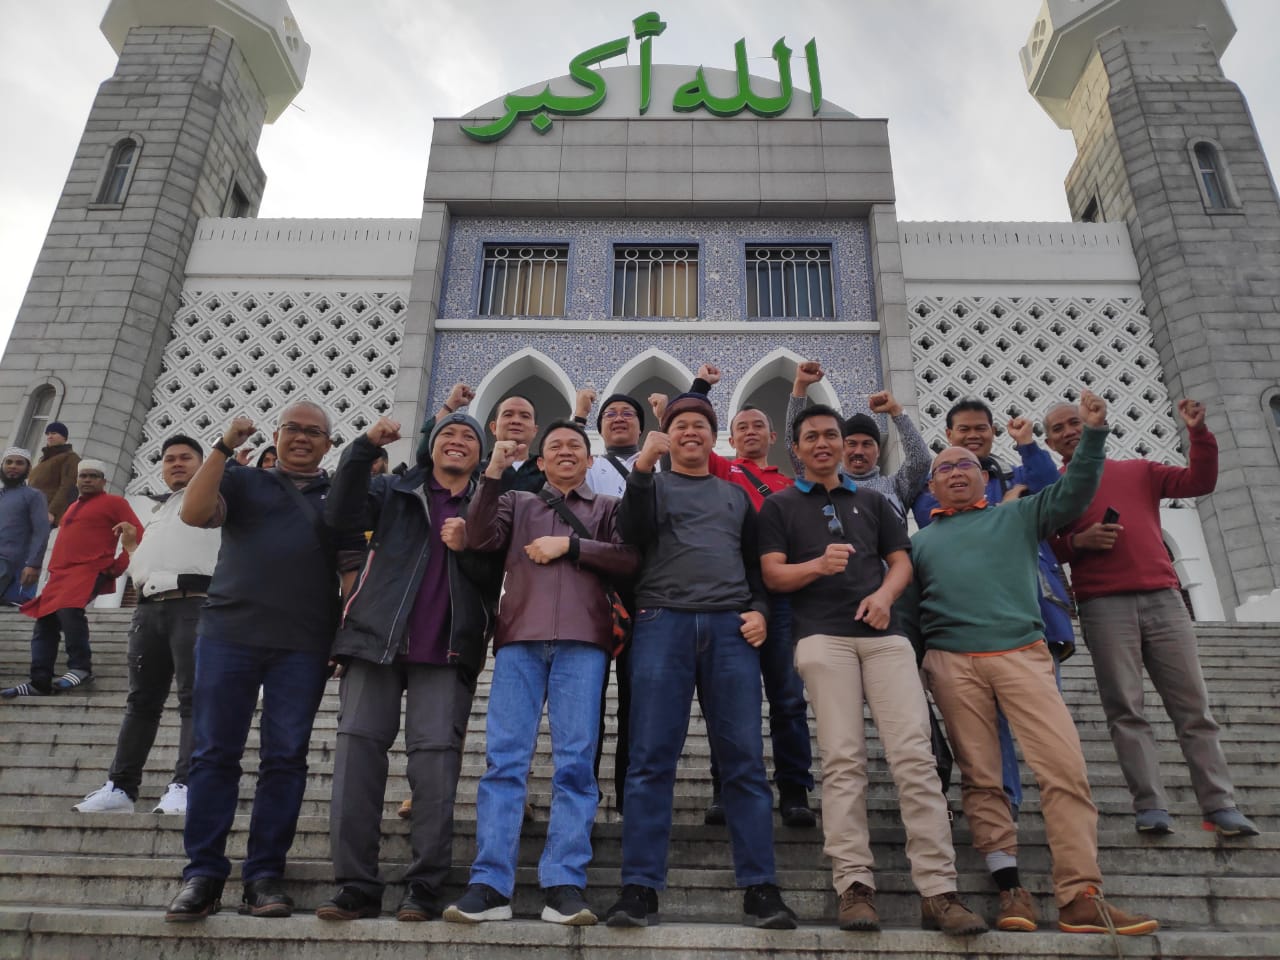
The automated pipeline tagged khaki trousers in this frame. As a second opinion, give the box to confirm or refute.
[923,642,1101,906]
[796,632,957,897]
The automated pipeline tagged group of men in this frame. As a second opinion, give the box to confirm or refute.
[0,359,1259,937]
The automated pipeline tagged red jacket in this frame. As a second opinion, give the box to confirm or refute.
[709,452,793,511]
[23,492,141,618]
[1051,426,1217,601]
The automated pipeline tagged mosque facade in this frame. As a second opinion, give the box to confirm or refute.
[1,0,1277,621]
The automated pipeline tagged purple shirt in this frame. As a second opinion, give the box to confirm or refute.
[403,476,465,664]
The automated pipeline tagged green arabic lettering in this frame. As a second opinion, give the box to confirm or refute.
[672,37,794,118]
[461,34,630,142]
[805,38,822,114]
[634,11,668,116]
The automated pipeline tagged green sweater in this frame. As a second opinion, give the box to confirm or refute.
[906,425,1107,655]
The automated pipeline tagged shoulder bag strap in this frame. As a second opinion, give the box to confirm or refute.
[736,463,774,498]
[605,455,630,480]
[536,487,593,540]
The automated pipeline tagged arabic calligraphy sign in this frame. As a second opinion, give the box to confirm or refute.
[461,12,822,143]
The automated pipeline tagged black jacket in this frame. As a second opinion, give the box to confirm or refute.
[325,435,499,679]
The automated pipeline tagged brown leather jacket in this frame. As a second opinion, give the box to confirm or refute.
[465,477,639,653]
[29,444,80,525]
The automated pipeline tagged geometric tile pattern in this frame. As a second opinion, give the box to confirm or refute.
[441,216,874,323]
[127,289,406,493]
[909,293,1184,464]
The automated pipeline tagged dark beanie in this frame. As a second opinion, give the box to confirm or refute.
[843,413,881,446]
[596,393,646,433]
[46,421,68,439]
[661,392,718,433]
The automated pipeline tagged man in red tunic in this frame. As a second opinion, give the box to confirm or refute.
[3,459,140,697]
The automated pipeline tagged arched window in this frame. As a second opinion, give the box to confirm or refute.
[1188,139,1238,211]
[95,137,139,205]
[1270,394,1280,431]
[1264,388,1280,470]
[18,384,57,452]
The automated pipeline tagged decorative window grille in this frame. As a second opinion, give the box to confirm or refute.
[479,246,568,316]
[612,246,698,318]
[96,138,138,204]
[19,385,56,453]
[746,246,834,318]
[1193,142,1228,209]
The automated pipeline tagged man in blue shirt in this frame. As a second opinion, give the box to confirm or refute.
[0,447,49,606]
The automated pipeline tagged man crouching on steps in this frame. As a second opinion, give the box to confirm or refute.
[443,420,638,926]
[904,390,1158,938]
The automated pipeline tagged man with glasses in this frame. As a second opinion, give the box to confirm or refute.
[905,390,1157,937]
[4,459,139,698]
[164,402,367,922]
[757,405,985,936]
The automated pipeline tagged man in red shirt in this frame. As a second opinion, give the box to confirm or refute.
[1046,398,1258,838]
[4,459,140,697]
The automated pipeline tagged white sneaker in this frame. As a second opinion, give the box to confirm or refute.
[152,782,188,815]
[73,781,134,813]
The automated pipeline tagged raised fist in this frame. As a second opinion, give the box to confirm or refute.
[636,430,671,472]
[366,416,402,447]
[446,382,474,412]
[647,393,668,422]
[794,361,824,391]
[1177,398,1206,431]
[868,390,901,417]
[697,363,722,386]
[575,386,597,419]
[1078,389,1108,429]
[485,439,525,478]
[1006,416,1034,446]
[223,416,256,449]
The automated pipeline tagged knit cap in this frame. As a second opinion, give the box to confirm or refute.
[843,413,881,446]
[661,392,717,433]
[596,393,645,433]
[428,411,485,451]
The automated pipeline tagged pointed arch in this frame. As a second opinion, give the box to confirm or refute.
[728,347,840,415]
[471,348,575,429]
[603,348,694,402]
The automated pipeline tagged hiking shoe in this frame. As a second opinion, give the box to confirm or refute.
[921,891,988,935]
[541,885,597,925]
[396,880,441,922]
[1057,887,1158,935]
[704,793,725,826]
[316,885,381,921]
[996,886,1039,931]
[1135,808,1174,834]
[837,881,879,931]
[165,876,223,922]
[397,796,412,819]
[1203,808,1260,837]
[51,669,93,692]
[73,781,134,814]
[153,782,187,815]
[743,883,798,930]
[605,884,658,927]
[239,877,293,918]
[443,883,512,923]
[1,682,49,698]
[779,784,817,829]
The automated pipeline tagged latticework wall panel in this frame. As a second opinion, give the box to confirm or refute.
[908,294,1183,464]
[128,289,407,493]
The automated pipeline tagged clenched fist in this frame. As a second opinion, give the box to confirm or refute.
[635,430,670,473]
[366,417,402,447]
[1006,416,1034,446]
[222,417,255,450]
[485,439,527,479]
[697,363,722,386]
[814,542,855,576]
[1079,389,1108,428]
[868,391,901,417]
[739,610,766,647]
[794,361,824,393]
[1177,398,1206,431]
[574,387,597,419]
[445,382,475,412]
[440,517,466,551]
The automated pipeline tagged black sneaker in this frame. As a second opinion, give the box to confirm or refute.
[779,784,817,829]
[397,880,441,922]
[743,883,798,930]
[442,883,512,923]
[704,793,726,826]
[541,885,597,925]
[605,884,659,927]
[316,885,381,921]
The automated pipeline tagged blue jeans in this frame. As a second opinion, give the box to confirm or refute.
[998,645,1064,810]
[182,635,329,883]
[706,595,812,793]
[471,641,607,895]
[623,608,775,889]
[30,608,90,688]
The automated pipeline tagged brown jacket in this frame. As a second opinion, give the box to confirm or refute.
[465,477,639,653]
[28,444,81,525]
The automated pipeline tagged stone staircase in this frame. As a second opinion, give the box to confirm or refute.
[1,607,1277,958]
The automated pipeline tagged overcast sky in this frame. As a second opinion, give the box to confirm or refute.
[2,0,1277,351]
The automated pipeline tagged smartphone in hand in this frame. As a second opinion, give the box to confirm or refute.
[1102,507,1120,525]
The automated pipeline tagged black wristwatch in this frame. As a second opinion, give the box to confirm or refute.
[213,439,236,459]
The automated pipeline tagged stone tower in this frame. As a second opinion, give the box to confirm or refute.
[0,0,308,487]
[1022,0,1280,616]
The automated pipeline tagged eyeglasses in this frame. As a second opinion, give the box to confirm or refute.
[822,502,845,538]
[931,458,980,478]
[279,423,329,440]
[603,409,637,421]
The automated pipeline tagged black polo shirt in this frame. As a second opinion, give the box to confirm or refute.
[758,477,910,640]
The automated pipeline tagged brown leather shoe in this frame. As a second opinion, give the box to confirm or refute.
[996,887,1039,931]
[837,881,879,931]
[397,796,412,819]
[921,891,987,935]
[1058,887,1158,935]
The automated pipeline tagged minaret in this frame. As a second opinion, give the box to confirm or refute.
[1022,0,1280,616]
[0,0,308,487]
